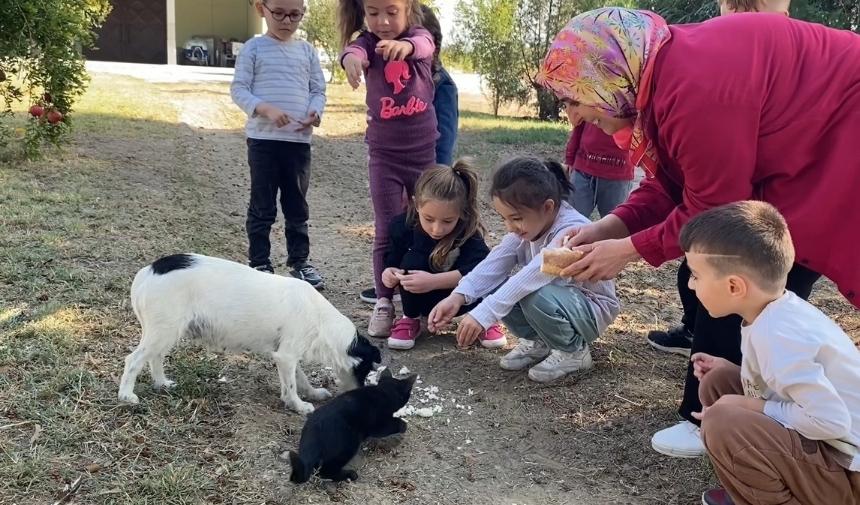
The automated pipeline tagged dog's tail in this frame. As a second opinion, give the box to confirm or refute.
[288,451,315,484]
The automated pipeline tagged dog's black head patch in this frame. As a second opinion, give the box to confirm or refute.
[348,333,382,385]
[151,254,195,275]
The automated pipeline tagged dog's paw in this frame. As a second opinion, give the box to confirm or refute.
[306,387,332,402]
[288,400,315,415]
[118,392,140,405]
[153,379,177,390]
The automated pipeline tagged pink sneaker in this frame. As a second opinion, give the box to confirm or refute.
[387,317,421,350]
[480,324,507,349]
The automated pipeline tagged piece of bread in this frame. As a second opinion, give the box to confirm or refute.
[540,248,585,276]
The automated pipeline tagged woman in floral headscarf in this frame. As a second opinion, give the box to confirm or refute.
[538,2,860,492]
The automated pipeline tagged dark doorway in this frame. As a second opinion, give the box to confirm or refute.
[86,0,167,64]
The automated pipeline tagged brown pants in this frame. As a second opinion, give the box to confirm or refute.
[699,364,860,505]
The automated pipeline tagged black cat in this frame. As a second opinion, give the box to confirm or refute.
[289,369,417,483]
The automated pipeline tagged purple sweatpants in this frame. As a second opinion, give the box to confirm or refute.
[369,143,436,299]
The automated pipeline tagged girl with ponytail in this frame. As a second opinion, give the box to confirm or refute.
[382,159,505,351]
[429,156,621,383]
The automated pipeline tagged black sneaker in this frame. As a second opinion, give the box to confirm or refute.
[359,286,401,304]
[291,263,324,290]
[253,264,275,274]
[647,325,693,357]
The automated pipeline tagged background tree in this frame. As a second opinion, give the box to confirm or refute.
[303,0,344,82]
[0,0,111,159]
[455,0,529,116]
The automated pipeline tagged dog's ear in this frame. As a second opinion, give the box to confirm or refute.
[380,367,393,380]
[370,344,382,364]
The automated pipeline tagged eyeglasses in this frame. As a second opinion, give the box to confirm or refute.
[262,3,304,22]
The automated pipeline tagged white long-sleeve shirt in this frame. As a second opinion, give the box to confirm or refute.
[742,290,860,471]
[230,35,326,143]
[454,202,620,331]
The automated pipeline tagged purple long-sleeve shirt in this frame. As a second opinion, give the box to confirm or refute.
[341,27,439,152]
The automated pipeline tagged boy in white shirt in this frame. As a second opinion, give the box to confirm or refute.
[679,201,860,505]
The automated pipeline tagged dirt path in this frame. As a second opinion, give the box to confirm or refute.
[139,82,712,505]
[49,74,854,505]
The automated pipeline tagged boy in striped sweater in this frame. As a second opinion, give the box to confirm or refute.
[231,0,326,288]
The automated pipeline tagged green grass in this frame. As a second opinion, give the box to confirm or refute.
[0,74,252,504]
[459,110,569,146]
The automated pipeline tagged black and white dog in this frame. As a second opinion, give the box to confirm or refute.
[118,254,381,414]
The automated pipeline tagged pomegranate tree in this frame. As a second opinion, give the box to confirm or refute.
[0,0,111,158]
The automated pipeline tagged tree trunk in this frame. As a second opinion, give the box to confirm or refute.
[536,87,560,121]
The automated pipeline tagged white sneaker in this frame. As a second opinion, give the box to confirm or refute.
[499,339,551,371]
[651,421,705,458]
[527,346,593,383]
[367,300,395,337]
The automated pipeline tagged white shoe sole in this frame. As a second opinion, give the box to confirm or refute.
[387,337,415,350]
[527,362,593,383]
[651,440,705,458]
[647,339,692,357]
[480,338,507,349]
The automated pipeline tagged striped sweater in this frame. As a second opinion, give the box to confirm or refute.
[231,35,326,143]
[455,202,620,331]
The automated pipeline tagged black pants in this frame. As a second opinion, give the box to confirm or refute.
[401,287,477,319]
[246,139,311,269]
[678,260,821,423]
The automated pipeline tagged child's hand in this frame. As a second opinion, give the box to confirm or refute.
[343,54,368,89]
[691,405,710,421]
[455,315,484,348]
[375,40,413,61]
[296,110,320,130]
[256,103,291,128]
[428,293,464,333]
[382,267,403,289]
[709,394,765,415]
[397,270,436,294]
[690,352,733,380]
[692,394,764,421]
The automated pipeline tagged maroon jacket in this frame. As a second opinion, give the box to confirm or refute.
[611,13,860,307]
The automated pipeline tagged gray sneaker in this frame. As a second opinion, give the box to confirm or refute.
[367,300,395,337]
[527,345,593,383]
[499,339,551,371]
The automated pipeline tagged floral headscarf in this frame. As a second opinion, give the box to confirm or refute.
[537,8,672,177]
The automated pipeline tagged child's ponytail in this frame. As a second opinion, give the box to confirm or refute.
[410,158,485,272]
[338,0,365,48]
[542,159,573,202]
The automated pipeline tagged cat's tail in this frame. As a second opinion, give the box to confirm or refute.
[288,450,314,484]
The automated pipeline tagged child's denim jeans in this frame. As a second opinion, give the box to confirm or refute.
[569,169,634,219]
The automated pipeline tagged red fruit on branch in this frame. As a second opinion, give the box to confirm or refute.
[29,105,45,117]
[46,110,64,124]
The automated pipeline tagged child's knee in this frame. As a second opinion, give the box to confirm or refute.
[700,402,746,458]
[519,289,560,319]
